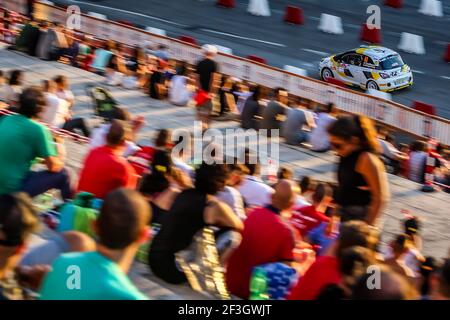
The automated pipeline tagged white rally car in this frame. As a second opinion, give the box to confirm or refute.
[319,46,413,92]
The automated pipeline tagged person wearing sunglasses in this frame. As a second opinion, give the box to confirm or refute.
[327,115,389,227]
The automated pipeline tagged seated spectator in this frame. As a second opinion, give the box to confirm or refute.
[90,42,113,74]
[351,264,418,300]
[383,215,425,278]
[121,47,142,90]
[431,259,450,300]
[0,87,72,199]
[216,164,247,220]
[0,70,6,105]
[317,246,375,300]
[233,80,252,114]
[149,59,168,100]
[260,87,289,135]
[41,80,90,137]
[49,23,69,61]
[287,221,379,300]
[57,32,80,67]
[378,128,408,175]
[218,76,237,116]
[238,161,274,209]
[408,140,428,183]
[54,75,75,108]
[281,98,315,145]
[36,21,55,61]
[309,103,337,152]
[296,176,316,207]
[139,150,191,225]
[418,257,437,299]
[290,183,333,237]
[104,42,127,86]
[39,189,151,300]
[20,231,96,267]
[169,63,193,106]
[277,167,294,181]
[0,193,40,300]
[89,107,144,157]
[240,85,264,130]
[3,70,24,108]
[77,120,138,199]
[226,180,297,299]
[171,135,195,179]
[153,44,170,61]
[149,163,243,284]
[384,234,417,281]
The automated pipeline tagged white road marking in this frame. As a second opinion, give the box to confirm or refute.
[344,24,360,29]
[200,29,286,47]
[67,0,188,27]
[385,31,399,36]
[412,69,426,74]
[301,48,329,56]
[441,76,450,80]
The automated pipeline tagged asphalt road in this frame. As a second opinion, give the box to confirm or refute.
[55,0,450,118]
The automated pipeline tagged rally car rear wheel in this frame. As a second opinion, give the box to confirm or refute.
[321,68,334,82]
[366,80,380,90]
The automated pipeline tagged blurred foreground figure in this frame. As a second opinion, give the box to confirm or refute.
[39,189,151,300]
[226,180,297,299]
[0,193,39,300]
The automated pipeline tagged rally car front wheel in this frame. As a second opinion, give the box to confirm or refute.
[366,80,380,90]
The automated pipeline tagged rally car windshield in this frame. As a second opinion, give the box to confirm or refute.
[379,55,404,70]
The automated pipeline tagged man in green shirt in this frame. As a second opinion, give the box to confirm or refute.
[0,87,72,199]
[39,188,152,300]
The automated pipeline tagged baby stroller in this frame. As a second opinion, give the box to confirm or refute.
[86,84,119,121]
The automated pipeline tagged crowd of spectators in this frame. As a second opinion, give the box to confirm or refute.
[0,11,449,301]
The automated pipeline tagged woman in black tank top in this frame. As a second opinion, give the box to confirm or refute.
[148,163,243,284]
[328,115,389,226]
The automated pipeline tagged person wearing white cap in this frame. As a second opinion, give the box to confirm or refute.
[194,44,220,129]
[248,0,271,17]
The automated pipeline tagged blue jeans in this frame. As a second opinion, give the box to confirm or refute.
[21,168,73,200]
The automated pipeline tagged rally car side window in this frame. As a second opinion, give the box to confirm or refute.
[362,55,378,69]
[342,54,363,66]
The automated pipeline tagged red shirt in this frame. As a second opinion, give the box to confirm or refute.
[287,256,341,300]
[290,205,330,236]
[226,206,295,299]
[77,146,138,199]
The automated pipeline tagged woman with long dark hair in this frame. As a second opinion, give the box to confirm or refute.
[327,115,389,226]
[139,150,191,225]
[148,163,243,284]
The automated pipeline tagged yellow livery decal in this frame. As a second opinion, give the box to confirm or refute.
[371,72,381,80]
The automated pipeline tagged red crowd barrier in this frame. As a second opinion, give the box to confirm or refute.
[216,0,235,8]
[360,24,381,44]
[284,6,304,25]
[116,20,134,27]
[384,0,403,8]
[444,44,450,62]
[178,35,197,45]
[246,55,267,64]
[413,101,436,116]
